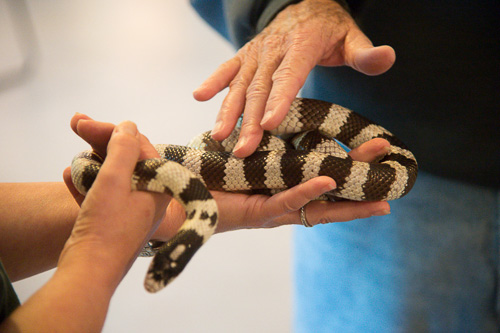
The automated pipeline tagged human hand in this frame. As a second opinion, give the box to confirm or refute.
[1,120,171,333]
[193,0,395,157]
[62,116,171,279]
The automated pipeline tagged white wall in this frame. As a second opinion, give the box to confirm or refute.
[0,1,293,331]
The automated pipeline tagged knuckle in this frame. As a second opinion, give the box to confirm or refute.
[113,132,138,147]
[217,105,232,119]
[262,34,283,50]
[241,39,256,51]
[246,81,269,101]
[280,200,297,214]
[272,64,294,78]
[228,78,247,92]
[237,43,259,63]
[272,66,303,87]
[218,58,238,72]
[291,32,320,49]
[239,121,262,136]
[265,93,290,109]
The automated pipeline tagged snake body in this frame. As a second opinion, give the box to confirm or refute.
[71,98,418,292]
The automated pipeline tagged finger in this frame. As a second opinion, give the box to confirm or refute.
[231,122,264,158]
[260,46,318,130]
[72,116,115,158]
[63,166,85,206]
[70,112,92,133]
[352,45,396,76]
[94,121,141,193]
[262,177,337,218]
[343,27,395,76]
[101,122,171,232]
[301,200,390,225]
[211,58,258,141]
[72,117,158,161]
[138,133,160,160]
[193,57,241,101]
[232,108,267,154]
[151,198,185,241]
[348,138,390,162]
[232,39,284,157]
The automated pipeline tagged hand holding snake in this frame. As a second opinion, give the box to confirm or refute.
[67,112,392,229]
[67,105,401,291]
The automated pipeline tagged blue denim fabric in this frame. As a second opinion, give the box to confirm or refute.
[293,172,499,332]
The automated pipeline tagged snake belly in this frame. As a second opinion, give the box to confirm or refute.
[71,97,418,293]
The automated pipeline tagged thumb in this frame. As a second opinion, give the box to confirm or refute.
[93,121,141,194]
[343,28,396,76]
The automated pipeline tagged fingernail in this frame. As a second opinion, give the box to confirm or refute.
[233,136,247,153]
[115,121,137,136]
[260,110,273,126]
[322,181,337,193]
[379,146,392,155]
[211,121,222,136]
[192,87,201,97]
[372,209,391,216]
[193,85,206,99]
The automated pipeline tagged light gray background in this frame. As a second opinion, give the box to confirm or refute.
[1,1,294,331]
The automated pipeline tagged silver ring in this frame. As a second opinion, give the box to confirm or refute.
[300,206,313,228]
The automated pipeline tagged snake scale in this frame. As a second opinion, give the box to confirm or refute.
[71,98,418,292]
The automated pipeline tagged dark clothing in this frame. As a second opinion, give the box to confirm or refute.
[0,260,20,324]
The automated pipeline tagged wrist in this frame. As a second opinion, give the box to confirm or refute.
[256,0,350,33]
[57,238,138,293]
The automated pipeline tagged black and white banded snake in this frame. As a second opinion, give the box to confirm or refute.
[71,98,418,292]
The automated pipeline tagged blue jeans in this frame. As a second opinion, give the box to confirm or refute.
[293,172,499,332]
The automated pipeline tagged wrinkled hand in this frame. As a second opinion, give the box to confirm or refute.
[193,0,395,157]
[64,114,389,243]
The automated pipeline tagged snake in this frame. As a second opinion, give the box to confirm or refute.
[70,97,418,293]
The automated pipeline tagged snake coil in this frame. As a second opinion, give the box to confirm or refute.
[71,98,418,292]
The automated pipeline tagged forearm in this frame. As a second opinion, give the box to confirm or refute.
[1,249,125,332]
[1,120,166,331]
[0,182,79,281]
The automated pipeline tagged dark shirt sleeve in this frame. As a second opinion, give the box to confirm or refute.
[0,260,20,324]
